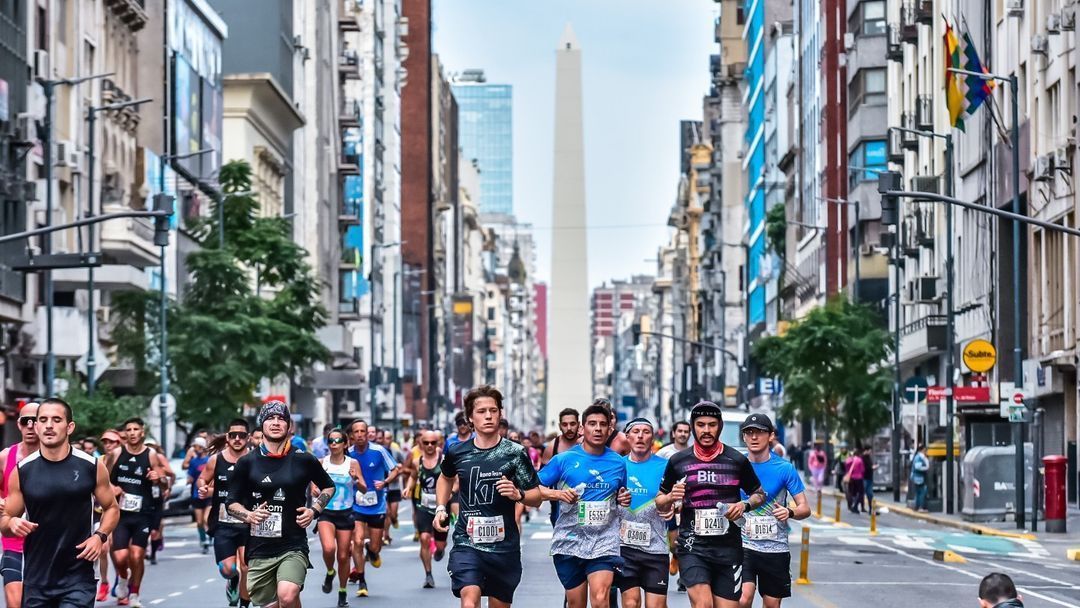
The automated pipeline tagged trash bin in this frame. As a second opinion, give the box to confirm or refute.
[1043,455,1068,533]
[960,444,1035,522]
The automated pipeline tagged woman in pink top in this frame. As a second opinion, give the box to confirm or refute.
[844,451,866,514]
[0,402,39,608]
[807,444,827,491]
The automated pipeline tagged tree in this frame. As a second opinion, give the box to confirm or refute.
[765,203,786,255]
[753,296,892,445]
[113,160,329,427]
[57,372,147,439]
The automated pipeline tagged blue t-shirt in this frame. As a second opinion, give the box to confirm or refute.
[622,453,669,554]
[538,445,627,559]
[349,444,396,516]
[444,433,474,454]
[741,452,805,553]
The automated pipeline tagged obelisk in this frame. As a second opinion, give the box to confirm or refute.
[547,24,591,430]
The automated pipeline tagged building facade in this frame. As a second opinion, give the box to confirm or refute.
[452,70,513,216]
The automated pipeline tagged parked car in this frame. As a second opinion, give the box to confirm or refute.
[163,458,192,516]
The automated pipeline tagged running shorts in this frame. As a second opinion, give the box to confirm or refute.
[318,509,355,531]
[1,550,22,586]
[742,548,792,599]
[414,509,448,542]
[386,489,402,504]
[448,546,521,604]
[552,554,624,591]
[213,524,249,564]
[352,512,385,529]
[677,552,742,601]
[113,512,153,549]
[191,495,212,509]
[23,583,95,608]
[246,550,310,607]
[616,547,669,595]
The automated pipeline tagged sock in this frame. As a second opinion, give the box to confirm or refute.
[425,569,431,575]
[327,568,335,577]
[129,584,140,595]
[239,600,251,608]
[197,528,207,543]
[339,587,347,593]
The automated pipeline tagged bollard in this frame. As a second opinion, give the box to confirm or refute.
[816,491,823,517]
[869,499,878,535]
[796,526,811,585]
[835,495,842,522]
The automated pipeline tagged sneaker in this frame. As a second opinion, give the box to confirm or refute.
[368,550,382,569]
[226,576,240,605]
[117,599,129,607]
[129,594,142,608]
[110,575,118,597]
[423,572,435,589]
[201,542,210,555]
[115,578,130,600]
[412,531,420,542]
[337,590,349,607]
[322,571,335,594]
[677,578,686,593]
[96,582,108,602]
[433,547,445,562]
[348,569,361,583]
[356,582,368,597]
[149,553,157,566]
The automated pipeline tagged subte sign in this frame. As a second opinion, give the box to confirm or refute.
[962,339,997,373]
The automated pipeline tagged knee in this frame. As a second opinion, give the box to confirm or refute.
[218,561,237,579]
[276,582,300,605]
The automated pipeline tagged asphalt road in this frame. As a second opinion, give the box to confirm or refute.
[99,503,1079,607]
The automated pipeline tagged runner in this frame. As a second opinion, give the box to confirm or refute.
[537,402,632,608]
[108,418,166,607]
[316,427,365,608]
[433,385,542,608]
[250,430,264,451]
[617,418,672,608]
[736,414,810,608]
[444,412,474,453]
[187,437,213,554]
[97,429,122,600]
[378,430,408,544]
[1,398,119,608]
[0,401,38,608]
[541,407,581,527]
[655,420,691,580]
[655,401,765,608]
[593,399,632,456]
[225,400,336,608]
[404,430,448,589]
[197,419,254,608]
[346,420,401,597]
[145,442,175,566]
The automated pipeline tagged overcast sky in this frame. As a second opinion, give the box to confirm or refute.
[432,0,718,288]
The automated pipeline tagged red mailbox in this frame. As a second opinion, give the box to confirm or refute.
[1043,455,1068,533]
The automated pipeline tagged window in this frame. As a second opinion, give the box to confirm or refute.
[736,5,745,25]
[848,0,885,36]
[849,140,887,188]
[848,68,886,115]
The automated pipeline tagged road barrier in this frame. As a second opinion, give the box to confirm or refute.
[816,491,822,517]
[835,495,841,523]
[796,527,811,585]
[870,499,878,535]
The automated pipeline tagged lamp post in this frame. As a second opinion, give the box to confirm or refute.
[84,97,152,396]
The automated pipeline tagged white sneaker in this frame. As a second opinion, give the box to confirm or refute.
[116,579,130,599]
[129,593,142,607]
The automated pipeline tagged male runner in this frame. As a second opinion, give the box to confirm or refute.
[433,385,542,607]
[656,402,765,608]
[444,412,474,453]
[108,418,166,607]
[226,401,335,608]
[146,443,175,566]
[405,430,448,588]
[0,401,37,608]
[656,420,691,578]
[198,419,253,608]
[593,399,632,456]
[188,437,212,553]
[541,407,581,527]
[347,420,400,597]
[378,430,408,542]
[537,403,632,608]
[97,429,122,599]
[618,418,672,608]
[1,398,119,608]
[737,414,810,608]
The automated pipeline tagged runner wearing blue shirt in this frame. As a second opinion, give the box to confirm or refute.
[538,403,632,608]
[618,418,672,608]
[346,420,400,597]
[738,414,810,608]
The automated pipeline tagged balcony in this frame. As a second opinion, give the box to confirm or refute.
[338,48,360,77]
[886,24,904,61]
[900,112,919,150]
[339,0,361,31]
[899,314,947,364]
[340,150,361,174]
[103,0,148,32]
[52,264,149,292]
[339,98,361,126]
[99,203,160,267]
[901,3,918,43]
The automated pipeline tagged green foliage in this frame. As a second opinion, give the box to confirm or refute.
[57,372,147,439]
[765,204,787,255]
[753,296,893,445]
[112,160,329,428]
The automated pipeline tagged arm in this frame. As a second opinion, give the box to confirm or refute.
[350,460,368,493]
[196,455,217,499]
[297,454,335,528]
[402,456,418,498]
[181,446,194,470]
[0,469,35,538]
[76,460,119,560]
[225,458,269,526]
[540,442,554,466]
[655,459,683,511]
[774,491,811,521]
[432,473,456,532]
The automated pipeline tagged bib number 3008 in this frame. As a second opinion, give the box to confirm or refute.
[693,509,729,536]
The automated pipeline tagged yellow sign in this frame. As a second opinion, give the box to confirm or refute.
[453,301,473,314]
[962,339,997,373]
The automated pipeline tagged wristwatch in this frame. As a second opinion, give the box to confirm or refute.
[94,531,108,544]
[786,507,795,520]
[741,500,752,512]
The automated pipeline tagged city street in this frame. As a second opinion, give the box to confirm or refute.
[111,502,1080,608]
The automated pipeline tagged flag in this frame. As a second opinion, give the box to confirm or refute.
[944,18,994,131]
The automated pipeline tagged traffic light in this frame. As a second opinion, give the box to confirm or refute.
[153,193,175,247]
[877,171,902,226]
[631,323,641,345]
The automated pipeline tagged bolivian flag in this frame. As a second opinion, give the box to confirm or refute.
[944,18,994,132]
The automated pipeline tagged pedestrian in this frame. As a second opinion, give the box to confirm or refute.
[861,447,877,512]
[844,449,865,514]
[309,423,333,460]
[807,444,826,493]
[978,572,1024,608]
[910,445,930,512]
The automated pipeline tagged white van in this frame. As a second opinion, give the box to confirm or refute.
[720,410,750,453]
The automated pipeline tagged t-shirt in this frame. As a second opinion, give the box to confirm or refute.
[444,433,474,454]
[846,456,865,481]
[538,445,628,560]
[656,443,689,460]
[228,449,333,560]
[441,438,539,554]
[740,453,805,553]
[210,452,247,529]
[659,444,762,564]
[187,454,210,487]
[349,444,396,516]
[621,453,669,555]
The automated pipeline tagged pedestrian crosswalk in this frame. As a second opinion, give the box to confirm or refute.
[790,518,1051,559]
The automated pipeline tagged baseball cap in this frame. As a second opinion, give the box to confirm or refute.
[100,430,121,442]
[740,413,775,433]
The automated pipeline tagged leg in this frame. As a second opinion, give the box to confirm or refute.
[218,556,239,580]
[760,597,782,608]
[111,547,130,581]
[4,582,22,608]
[351,521,367,576]
[335,529,351,588]
[565,582,589,608]
[367,519,385,555]
[715,596,740,608]
[128,546,146,590]
[686,584,715,608]
[98,540,110,580]
[238,547,250,604]
[621,588,643,608]
[738,581,756,608]
[586,569,614,608]
[317,522,336,571]
[458,586,484,608]
[644,592,668,608]
[276,581,302,608]
[419,532,433,573]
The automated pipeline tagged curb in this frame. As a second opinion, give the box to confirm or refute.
[1067,549,1080,561]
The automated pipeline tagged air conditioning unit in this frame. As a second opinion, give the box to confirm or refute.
[1054,147,1071,173]
[32,50,49,80]
[396,17,409,37]
[844,32,856,51]
[1048,12,1062,34]
[887,127,905,162]
[886,23,904,62]
[913,276,939,302]
[1033,154,1054,181]
[55,140,80,170]
[1032,34,1049,54]
[915,95,934,131]
[1007,0,1024,16]
[915,0,933,23]
[912,174,941,194]
[1062,7,1076,30]
[900,3,918,44]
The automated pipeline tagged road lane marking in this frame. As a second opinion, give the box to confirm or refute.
[968,558,1080,590]
[530,531,553,540]
[189,584,199,590]
[150,599,165,605]
[167,553,203,559]
[168,592,182,597]
[204,578,214,583]
[808,581,971,586]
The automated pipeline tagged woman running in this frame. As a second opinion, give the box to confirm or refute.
[317,428,367,608]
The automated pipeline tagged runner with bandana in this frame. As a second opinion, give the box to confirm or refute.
[618,418,673,608]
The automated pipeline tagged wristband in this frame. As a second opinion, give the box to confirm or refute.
[435,504,447,513]
[786,507,795,520]
[94,531,109,544]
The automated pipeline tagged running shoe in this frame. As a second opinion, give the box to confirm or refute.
[115,578,130,600]
[433,547,444,562]
[129,594,142,608]
[368,549,382,568]
[226,576,240,605]
[412,531,420,542]
[96,583,109,602]
[117,599,129,607]
[348,569,361,583]
[423,573,435,589]
[355,582,368,597]
[201,542,210,555]
[337,590,349,607]
[322,571,335,594]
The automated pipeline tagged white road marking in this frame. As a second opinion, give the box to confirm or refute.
[530,531,553,540]
[204,578,214,583]
[168,592,182,597]
[809,581,971,586]
[969,558,1080,590]
[168,553,204,560]
[150,599,166,605]
[836,535,876,545]
[188,584,199,590]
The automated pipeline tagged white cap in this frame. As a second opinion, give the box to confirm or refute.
[193,437,207,448]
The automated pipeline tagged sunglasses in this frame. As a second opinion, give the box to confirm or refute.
[227,432,249,441]
[421,440,439,446]
[328,437,346,445]
[18,416,35,427]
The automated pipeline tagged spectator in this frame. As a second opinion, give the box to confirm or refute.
[861,446,878,512]
[309,423,333,459]
[910,445,930,512]
[978,573,1024,608]
[844,449,865,513]
[807,443,827,491]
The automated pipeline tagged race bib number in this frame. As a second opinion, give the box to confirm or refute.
[468,515,505,544]
[119,494,144,512]
[357,490,379,507]
[251,512,282,538]
[619,521,652,547]
[744,515,782,541]
[577,500,611,526]
[218,503,242,525]
[420,492,438,510]
[693,508,729,536]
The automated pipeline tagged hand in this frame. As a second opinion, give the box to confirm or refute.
[247,502,270,526]
[725,501,747,521]
[296,507,315,528]
[772,505,791,522]
[556,489,579,505]
[374,480,386,491]
[76,534,104,561]
[496,476,521,501]
[162,487,172,501]
[147,469,161,482]
[8,517,37,538]
[658,506,676,521]
[197,483,211,500]
[616,487,632,508]
[433,508,449,533]
[668,482,686,503]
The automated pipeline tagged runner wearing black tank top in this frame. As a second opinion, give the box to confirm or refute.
[197,419,252,607]
[541,408,581,527]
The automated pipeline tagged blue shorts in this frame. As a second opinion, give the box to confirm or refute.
[552,554,624,590]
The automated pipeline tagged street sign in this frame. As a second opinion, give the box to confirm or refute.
[927,385,991,403]
[1003,386,1027,422]
[150,392,177,412]
[903,376,929,404]
[962,339,997,373]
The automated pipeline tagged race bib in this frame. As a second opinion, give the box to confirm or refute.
[251,512,282,538]
[744,515,782,541]
[693,508,729,536]
[357,490,379,507]
[577,500,611,527]
[119,494,144,512]
[420,492,438,510]
[468,515,505,544]
[151,486,161,499]
[218,503,242,525]
[619,521,652,547]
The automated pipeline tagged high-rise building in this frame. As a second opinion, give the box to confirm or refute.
[453,71,513,215]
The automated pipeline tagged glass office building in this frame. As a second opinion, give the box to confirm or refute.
[453,73,513,215]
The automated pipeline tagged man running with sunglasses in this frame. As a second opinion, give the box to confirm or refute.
[404,430,448,589]
[0,402,38,608]
[197,419,254,608]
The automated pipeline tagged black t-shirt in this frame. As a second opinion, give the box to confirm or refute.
[228,449,334,559]
[18,448,99,588]
[210,452,246,529]
[110,446,157,514]
[441,438,540,554]
[659,444,762,563]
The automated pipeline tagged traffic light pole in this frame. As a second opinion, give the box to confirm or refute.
[0,210,172,245]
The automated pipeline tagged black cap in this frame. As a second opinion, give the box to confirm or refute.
[740,413,775,433]
[689,401,723,423]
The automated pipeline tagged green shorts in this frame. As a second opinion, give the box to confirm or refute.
[246,550,311,605]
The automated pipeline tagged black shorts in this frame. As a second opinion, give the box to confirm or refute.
[22,582,95,608]
[616,547,669,596]
[414,509,448,541]
[1,550,22,586]
[352,512,385,529]
[318,509,355,531]
[386,489,402,504]
[213,525,248,563]
[113,512,153,549]
[742,548,791,599]
[192,496,212,509]
[678,551,742,601]
[448,546,521,604]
